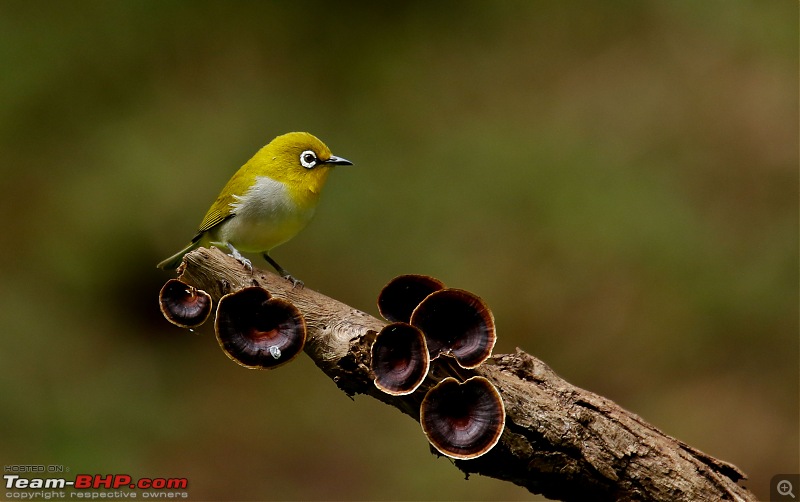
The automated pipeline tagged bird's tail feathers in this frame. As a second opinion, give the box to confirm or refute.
[157,241,201,270]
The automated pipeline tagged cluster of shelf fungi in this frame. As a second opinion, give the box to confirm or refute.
[160,274,506,460]
[158,247,757,502]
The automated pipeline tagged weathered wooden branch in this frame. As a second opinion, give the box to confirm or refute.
[176,247,754,502]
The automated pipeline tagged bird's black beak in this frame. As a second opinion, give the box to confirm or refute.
[324,155,353,166]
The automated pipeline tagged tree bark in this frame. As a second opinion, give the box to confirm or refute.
[176,247,754,502]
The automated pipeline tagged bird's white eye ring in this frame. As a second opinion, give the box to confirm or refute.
[300,150,317,169]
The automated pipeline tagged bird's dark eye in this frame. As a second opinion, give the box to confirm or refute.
[300,150,317,169]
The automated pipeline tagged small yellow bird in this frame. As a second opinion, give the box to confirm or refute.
[158,131,352,286]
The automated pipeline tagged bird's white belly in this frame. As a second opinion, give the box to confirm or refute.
[215,176,316,253]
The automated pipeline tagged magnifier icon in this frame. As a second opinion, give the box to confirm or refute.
[778,479,796,499]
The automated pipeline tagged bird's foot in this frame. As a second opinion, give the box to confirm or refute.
[225,244,252,272]
[283,274,304,289]
[262,253,302,288]
[236,256,253,272]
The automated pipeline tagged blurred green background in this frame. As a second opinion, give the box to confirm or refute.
[1,1,797,500]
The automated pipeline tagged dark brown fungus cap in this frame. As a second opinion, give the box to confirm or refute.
[214,287,306,370]
[377,274,445,323]
[371,323,430,396]
[420,376,505,460]
[409,289,496,369]
[159,279,212,329]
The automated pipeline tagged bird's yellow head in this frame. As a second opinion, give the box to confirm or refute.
[248,132,352,202]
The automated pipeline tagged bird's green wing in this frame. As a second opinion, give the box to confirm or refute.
[193,199,235,241]
[193,167,254,238]
[197,198,234,234]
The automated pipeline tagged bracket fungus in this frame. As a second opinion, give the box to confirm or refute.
[420,376,505,460]
[371,323,430,396]
[214,286,306,370]
[410,289,496,369]
[377,274,445,323]
[159,279,213,329]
